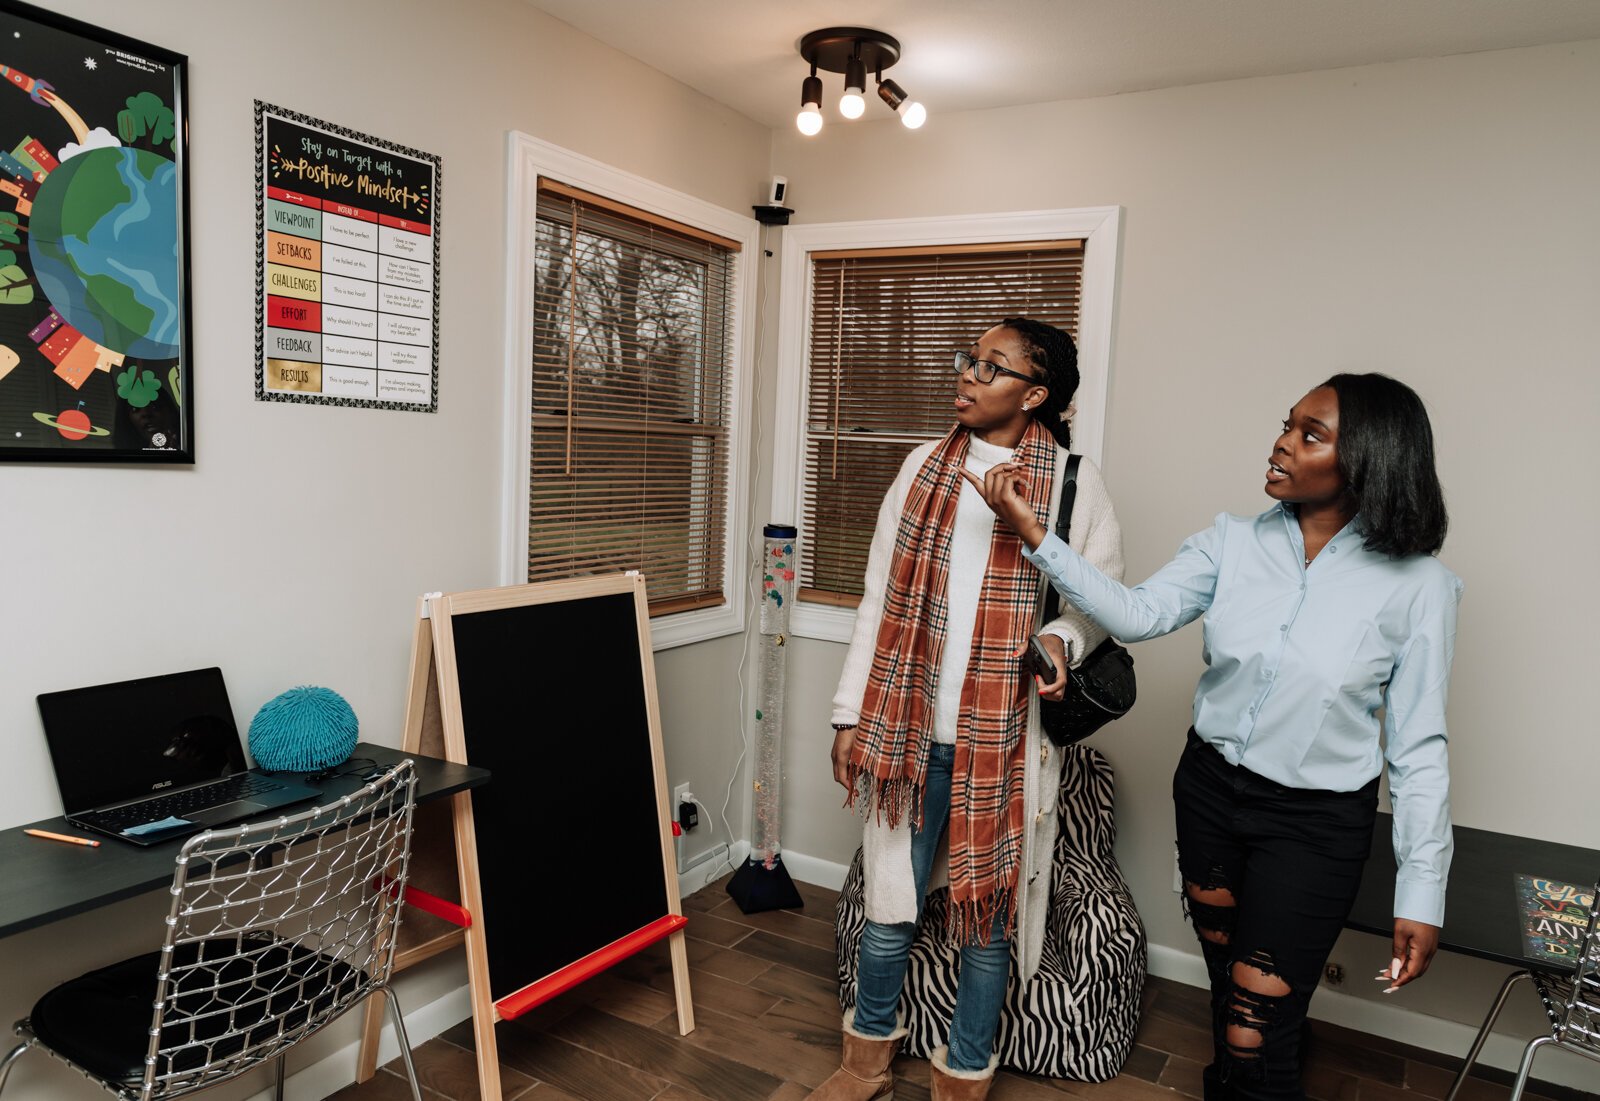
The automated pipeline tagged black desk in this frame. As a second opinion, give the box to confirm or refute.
[1347,812,1600,971]
[0,742,489,941]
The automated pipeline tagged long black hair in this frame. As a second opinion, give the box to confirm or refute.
[1001,317,1079,448]
[1322,373,1448,557]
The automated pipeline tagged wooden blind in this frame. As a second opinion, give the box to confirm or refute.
[530,180,735,616]
[801,241,1084,606]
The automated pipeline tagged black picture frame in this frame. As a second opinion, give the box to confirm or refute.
[0,0,193,463]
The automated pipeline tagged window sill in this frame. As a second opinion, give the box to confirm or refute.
[789,601,858,644]
[649,601,745,651]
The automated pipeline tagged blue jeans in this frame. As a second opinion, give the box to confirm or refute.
[854,742,1011,1072]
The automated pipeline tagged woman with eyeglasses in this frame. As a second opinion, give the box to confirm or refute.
[812,318,1125,1101]
[961,373,1461,1101]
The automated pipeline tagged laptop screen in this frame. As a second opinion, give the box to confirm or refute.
[37,667,247,813]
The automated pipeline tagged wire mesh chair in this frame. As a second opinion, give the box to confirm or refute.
[0,760,421,1101]
[1445,877,1600,1101]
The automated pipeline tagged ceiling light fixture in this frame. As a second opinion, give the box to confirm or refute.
[796,27,926,135]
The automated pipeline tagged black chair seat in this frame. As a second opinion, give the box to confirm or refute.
[29,935,363,1091]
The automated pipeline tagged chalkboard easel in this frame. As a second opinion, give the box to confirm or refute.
[355,574,694,1099]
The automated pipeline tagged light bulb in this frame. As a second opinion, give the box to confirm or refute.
[796,72,824,136]
[841,55,866,120]
[898,100,927,129]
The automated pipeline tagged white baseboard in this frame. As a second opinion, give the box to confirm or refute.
[246,984,471,1101]
[676,839,753,897]
[1147,945,1594,1092]
[776,848,849,892]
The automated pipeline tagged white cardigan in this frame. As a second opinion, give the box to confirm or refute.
[831,437,1125,982]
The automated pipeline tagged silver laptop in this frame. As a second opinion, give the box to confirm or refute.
[37,667,321,846]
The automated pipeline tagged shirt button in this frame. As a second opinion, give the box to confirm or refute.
[1329,546,1338,553]
[1279,624,1287,631]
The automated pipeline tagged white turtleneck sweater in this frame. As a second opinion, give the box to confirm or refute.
[931,435,1021,741]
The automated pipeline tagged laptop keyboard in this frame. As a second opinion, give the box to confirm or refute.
[76,773,286,831]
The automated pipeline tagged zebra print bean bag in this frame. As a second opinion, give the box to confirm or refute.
[834,744,1147,1081]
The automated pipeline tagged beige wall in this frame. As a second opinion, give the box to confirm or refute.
[0,1,768,1097]
[768,38,1599,1076]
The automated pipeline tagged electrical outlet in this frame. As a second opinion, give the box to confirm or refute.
[672,783,691,873]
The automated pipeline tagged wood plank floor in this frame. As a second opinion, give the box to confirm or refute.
[335,874,1596,1101]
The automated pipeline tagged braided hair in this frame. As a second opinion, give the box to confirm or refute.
[1001,317,1079,448]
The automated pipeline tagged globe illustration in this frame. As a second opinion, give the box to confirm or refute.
[27,146,181,359]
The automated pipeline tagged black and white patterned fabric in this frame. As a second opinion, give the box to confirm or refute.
[835,745,1147,1081]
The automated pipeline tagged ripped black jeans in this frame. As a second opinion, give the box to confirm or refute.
[1173,729,1377,1101]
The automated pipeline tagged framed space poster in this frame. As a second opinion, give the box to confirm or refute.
[255,102,440,412]
[0,1,193,462]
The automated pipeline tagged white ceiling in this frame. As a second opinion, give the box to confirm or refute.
[524,0,1600,130]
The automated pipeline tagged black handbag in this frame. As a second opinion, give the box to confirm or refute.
[1036,455,1137,747]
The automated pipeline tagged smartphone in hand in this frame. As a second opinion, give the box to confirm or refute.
[1025,634,1058,682]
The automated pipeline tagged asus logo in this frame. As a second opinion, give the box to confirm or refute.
[151,780,174,791]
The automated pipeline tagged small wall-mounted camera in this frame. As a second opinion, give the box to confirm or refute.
[754,174,794,225]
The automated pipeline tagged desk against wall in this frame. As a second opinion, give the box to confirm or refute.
[0,742,489,941]
[1347,811,1598,972]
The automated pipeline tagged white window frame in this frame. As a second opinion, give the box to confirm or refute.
[771,206,1123,643]
[501,133,758,650]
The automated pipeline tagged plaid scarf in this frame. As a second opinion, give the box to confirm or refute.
[847,419,1056,945]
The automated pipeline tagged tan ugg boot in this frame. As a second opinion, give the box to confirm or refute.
[929,1044,999,1101]
[803,1010,907,1100]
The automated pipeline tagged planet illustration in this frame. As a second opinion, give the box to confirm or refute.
[33,407,109,440]
[27,146,181,359]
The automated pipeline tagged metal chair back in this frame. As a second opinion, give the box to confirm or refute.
[1546,878,1600,1053]
[137,760,417,1099]
[1492,876,1600,1101]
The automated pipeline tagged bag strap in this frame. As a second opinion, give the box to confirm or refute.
[1040,453,1081,625]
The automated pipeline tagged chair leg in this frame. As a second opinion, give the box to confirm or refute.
[384,990,422,1101]
[1507,1035,1553,1101]
[0,1040,31,1097]
[1444,969,1531,1101]
[273,1053,286,1101]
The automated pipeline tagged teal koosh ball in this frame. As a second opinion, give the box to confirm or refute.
[249,686,359,772]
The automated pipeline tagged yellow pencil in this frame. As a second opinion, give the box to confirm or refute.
[24,828,100,848]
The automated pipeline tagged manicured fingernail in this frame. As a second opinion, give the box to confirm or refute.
[1382,986,1398,994]
[1391,958,1402,979]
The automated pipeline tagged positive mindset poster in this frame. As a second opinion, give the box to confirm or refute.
[255,102,440,411]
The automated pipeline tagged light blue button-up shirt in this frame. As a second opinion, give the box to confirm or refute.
[1024,504,1463,926]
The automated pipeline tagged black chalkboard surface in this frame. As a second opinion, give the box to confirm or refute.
[448,590,669,1001]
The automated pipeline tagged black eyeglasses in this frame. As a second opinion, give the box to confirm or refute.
[952,349,1042,386]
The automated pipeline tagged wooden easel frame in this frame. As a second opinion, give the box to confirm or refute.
[356,574,693,1100]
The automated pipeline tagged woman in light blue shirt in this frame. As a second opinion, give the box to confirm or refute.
[963,373,1461,1101]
